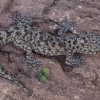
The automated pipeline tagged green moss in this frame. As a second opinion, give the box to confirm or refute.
[34,67,50,83]
[39,75,46,82]
[41,68,50,78]
[37,72,46,83]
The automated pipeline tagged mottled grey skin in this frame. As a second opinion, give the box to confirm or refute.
[0,13,100,96]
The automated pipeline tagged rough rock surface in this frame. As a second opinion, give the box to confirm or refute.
[0,0,100,100]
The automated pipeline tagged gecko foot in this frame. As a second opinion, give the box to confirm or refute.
[9,11,22,26]
[27,60,41,77]
[63,56,85,72]
[20,58,41,77]
[73,56,85,68]
[9,11,33,28]
[57,19,76,36]
[65,53,85,71]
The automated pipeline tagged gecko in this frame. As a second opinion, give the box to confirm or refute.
[0,12,100,96]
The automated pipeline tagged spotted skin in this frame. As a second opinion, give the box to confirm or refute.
[0,13,100,96]
[0,65,32,96]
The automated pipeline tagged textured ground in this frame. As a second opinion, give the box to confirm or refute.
[0,0,100,100]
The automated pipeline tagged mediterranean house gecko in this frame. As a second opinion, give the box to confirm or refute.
[0,12,100,96]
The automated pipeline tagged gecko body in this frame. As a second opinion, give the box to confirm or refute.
[0,12,100,96]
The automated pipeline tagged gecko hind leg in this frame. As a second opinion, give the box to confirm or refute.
[25,47,41,77]
[25,56,41,77]
[64,52,85,71]
[20,47,41,77]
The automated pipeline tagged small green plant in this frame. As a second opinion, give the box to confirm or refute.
[32,67,50,83]
[41,68,50,78]
[37,72,47,82]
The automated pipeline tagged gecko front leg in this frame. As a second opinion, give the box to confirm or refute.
[13,37,41,77]
[57,19,76,36]
[23,45,41,77]
[0,65,32,96]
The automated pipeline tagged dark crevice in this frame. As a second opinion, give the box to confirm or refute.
[42,0,60,14]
